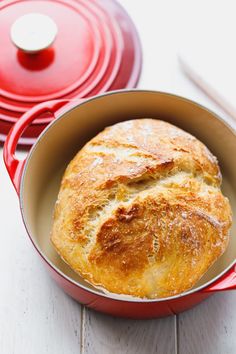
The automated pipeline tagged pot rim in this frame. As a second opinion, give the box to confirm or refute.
[20,89,236,303]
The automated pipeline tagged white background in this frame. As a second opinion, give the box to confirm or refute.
[1,1,236,353]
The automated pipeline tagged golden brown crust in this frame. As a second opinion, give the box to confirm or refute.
[51,119,232,298]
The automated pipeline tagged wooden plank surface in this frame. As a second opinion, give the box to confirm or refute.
[83,310,176,354]
[178,293,236,354]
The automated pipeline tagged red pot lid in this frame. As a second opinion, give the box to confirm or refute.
[0,0,142,146]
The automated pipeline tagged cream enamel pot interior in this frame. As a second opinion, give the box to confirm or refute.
[4,90,236,319]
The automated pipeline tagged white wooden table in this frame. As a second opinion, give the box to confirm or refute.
[1,1,236,353]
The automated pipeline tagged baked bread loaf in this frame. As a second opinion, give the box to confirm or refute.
[51,119,232,298]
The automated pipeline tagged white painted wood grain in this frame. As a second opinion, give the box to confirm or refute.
[178,293,236,354]
[83,309,176,354]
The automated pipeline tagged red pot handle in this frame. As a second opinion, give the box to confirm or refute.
[3,99,70,195]
[202,264,236,293]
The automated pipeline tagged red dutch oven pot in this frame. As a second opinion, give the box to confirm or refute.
[3,90,236,319]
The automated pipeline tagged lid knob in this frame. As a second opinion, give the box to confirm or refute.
[10,13,58,54]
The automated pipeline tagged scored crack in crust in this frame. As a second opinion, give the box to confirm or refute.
[51,119,232,298]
